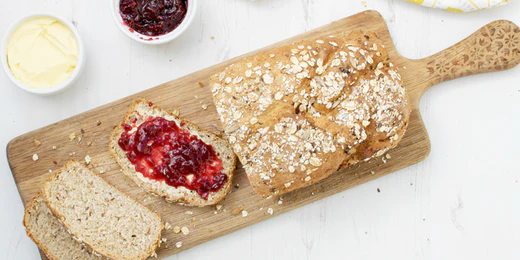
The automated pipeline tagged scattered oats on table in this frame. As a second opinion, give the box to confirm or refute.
[164,222,172,230]
[173,226,181,234]
[84,155,92,165]
[181,226,190,235]
[267,208,274,215]
[241,210,248,217]
[68,133,76,141]
[175,241,183,248]
[32,154,38,161]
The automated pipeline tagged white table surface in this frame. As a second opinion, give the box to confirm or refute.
[1,1,519,259]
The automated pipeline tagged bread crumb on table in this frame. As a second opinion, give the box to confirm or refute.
[241,210,248,217]
[33,139,41,147]
[175,241,183,248]
[32,154,39,161]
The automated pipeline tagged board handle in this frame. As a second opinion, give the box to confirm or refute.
[421,20,520,91]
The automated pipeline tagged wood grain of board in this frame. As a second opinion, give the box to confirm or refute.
[6,11,519,259]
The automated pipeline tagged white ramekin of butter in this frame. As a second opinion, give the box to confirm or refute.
[1,14,85,95]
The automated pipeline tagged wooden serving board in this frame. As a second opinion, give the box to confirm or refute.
[7,11,520,259]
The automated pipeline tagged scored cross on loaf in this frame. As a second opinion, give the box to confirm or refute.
[211,30,410,197]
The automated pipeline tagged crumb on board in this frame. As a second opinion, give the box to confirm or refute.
[32,154,39,161]
[33,139,41,147]
[241,210,248,217]
[198,82,205,88]
[267,208,274,215]
[181,226,190,235]
[173,226,181,234]
[171,108,180,116]
[164,222,172,230]
[85,155,92,165]
[231,208,243,215]
[69,133,76,141]
[175,241,183,248]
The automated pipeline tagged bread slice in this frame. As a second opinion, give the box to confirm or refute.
[109,99,237,207]
[42,160,163,260]
[23,195,103,260]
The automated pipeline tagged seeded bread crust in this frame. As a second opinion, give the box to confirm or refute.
[23,195,104,260]
[211,30,410,196]
[109,99,237,207]
[42,160,163,260]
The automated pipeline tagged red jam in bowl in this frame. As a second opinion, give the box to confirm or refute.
[119,0,188,36]
[118,117,227,199]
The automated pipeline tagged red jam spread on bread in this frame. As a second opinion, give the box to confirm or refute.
[119,0,188,36]
[118,117,227,199]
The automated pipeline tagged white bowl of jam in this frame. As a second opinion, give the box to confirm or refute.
[110,0,196,45]
[1,13,85,95]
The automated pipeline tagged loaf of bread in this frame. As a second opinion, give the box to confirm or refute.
[211,30,410,196]
[42,160,163,260]
[110,99,237,207]
[23,195,103,260]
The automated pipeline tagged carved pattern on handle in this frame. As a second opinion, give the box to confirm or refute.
[425,20,520,85]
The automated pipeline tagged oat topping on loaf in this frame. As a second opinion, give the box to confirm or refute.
[211,30,410,196]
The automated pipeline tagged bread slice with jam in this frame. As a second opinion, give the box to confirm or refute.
[42,160,163,260]
[110,99,237,207]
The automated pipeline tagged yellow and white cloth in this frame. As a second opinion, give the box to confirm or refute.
[408,0,510,12]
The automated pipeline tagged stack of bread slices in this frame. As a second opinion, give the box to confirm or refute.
[23,160,163,260]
